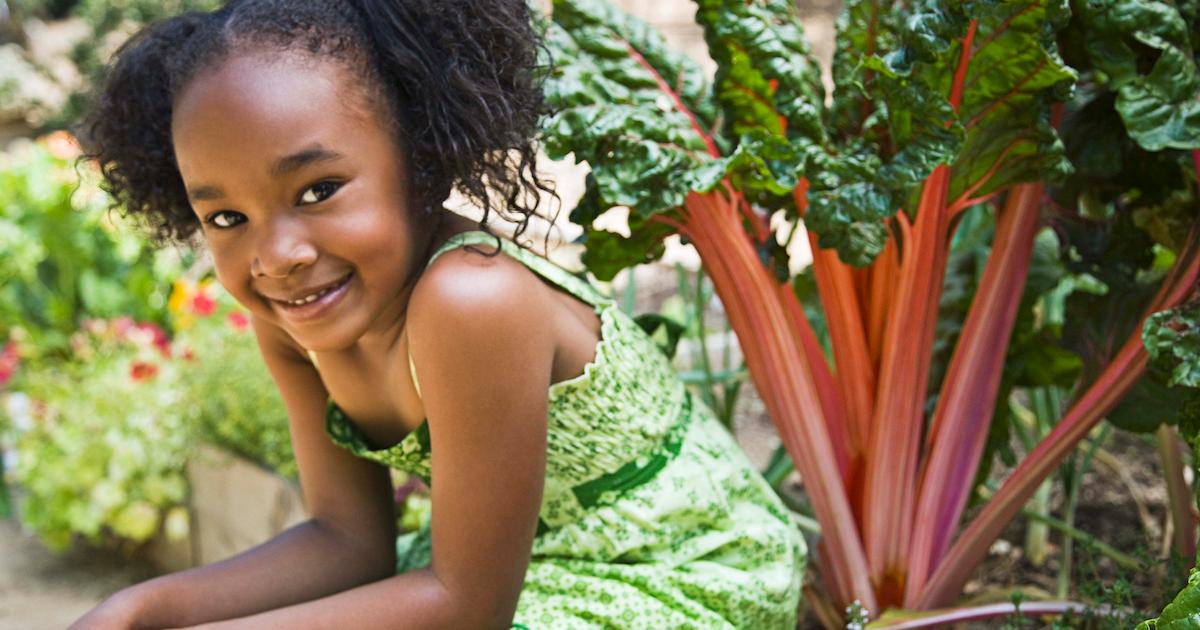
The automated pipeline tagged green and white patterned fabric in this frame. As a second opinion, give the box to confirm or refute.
[324,230,806,629]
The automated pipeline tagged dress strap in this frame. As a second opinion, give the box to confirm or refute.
[424,230,612,312]
[408,343,422,401]
[408,230,613,403]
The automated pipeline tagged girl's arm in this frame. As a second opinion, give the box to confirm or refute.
[185,249,555,629]
[74,317,399,629]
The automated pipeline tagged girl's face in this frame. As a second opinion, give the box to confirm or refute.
[172,52,435,352]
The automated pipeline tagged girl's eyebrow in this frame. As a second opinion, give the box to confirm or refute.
[269,145,345,177]
[185,145,345,202]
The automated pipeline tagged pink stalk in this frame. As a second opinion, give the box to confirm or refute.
[780,284,851,480]
[862,165,952,604]
[903,183,1044,604]
[803,202,876,472]
[866,600,1098,629]
[682,190,877,609]
[917,218,1200,607]
[860,21,978,602]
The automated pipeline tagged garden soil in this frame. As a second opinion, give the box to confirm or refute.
[0,516,155,629]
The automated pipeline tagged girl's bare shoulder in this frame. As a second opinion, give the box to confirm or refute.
[409,242,554,342]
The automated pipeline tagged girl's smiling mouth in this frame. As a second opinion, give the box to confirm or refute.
[266,271,354,321]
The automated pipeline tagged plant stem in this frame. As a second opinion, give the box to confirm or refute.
[682,190,875,608]
[906,183,1043,603]
[919,217,1200,607]
[762,444,794,489]
[620,267,637,316]
[1058,423,1108,598]
[1019,508,1144,572]
[1156,424,1196,562]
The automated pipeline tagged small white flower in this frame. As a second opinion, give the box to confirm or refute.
[4,392,32,432]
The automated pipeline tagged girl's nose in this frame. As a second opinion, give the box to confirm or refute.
[251,221,318,278]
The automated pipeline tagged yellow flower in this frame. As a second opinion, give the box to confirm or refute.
[169,279,196,329]
[168,279,194,314]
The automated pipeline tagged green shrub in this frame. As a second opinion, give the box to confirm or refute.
[168,282,295,479]
[0,135,180,359]
[10,317,189,551]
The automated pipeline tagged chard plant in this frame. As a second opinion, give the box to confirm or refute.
[540,0,1200,618]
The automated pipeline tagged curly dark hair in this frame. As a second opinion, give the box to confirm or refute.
[78,0,557,254]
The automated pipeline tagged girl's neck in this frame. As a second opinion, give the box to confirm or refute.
[344,209,476,356]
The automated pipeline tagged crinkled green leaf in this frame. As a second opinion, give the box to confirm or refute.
[947,0,1076,201]
[576,213,678,282]
[828,0,907,141]
[1053,84,1199,253]
[809,0,1074,266]
[805,181,894,267]
[1108,371,1196,433]
[1145,302,1200,388]
[1075,0,1200,152]
[1138,560,1200,629]
[687,127,803,199]
[542,0,716,218]
[805,3,966,266]
[692,0,827,144]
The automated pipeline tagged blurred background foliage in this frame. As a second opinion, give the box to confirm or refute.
[0,136,297,548]
[0,0,295,552]
[0,0,222,133]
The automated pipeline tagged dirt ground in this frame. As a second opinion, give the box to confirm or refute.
[0,514,156,629]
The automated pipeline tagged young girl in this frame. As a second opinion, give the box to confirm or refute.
[73,1,805,627]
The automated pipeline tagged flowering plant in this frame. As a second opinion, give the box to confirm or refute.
[8,277,296,550]
[10,315,190,551]
[0,133,180,362]
[167,280,296,479]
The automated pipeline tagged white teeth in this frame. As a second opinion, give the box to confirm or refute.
[285,286,331,306]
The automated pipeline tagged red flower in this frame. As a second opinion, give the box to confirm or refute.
[0,342,20,388]
[191,292,217,317]
[134,323,171,358]
[227,311,250,331]
[129,361,159,382]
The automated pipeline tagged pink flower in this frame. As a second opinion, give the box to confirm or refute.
[111,316,135,340]
[82,318,107,336]
[135,323,172,358]
[0,342,20,388]
[227,311,250,331]
[129,361,159,382]
[191,292,217,317]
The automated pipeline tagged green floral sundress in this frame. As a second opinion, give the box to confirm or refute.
[323,230,806,629]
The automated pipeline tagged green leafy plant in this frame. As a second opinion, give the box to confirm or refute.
[9,279,297,550]
[11,317,189,551]
[540,0,1200,619]
[167,280,295,479]
[0,134,179,359]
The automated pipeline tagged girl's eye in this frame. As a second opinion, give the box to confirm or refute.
[298,181,342,205]
[206,211,245,229]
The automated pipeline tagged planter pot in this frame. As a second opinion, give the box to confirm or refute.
[147,444,305,572]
